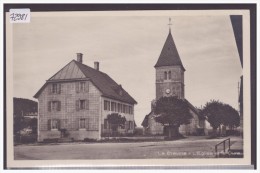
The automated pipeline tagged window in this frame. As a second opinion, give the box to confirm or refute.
[104,119,109,129]
[76,81,89,93]
[168,71,171,79]
[79,118,86,129]
[164,71,167,80]
[76,99,89,111]
[48,101,61,112]
[129,106,133,114]
[51,119,59,130]
[122,105,126,113]
[50,83,61,94]
[104,100,110,111]
[111,102,117,111]
[117,103,121,112]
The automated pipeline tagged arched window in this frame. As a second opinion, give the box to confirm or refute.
[168,71,171,79]
[164,71,167,80]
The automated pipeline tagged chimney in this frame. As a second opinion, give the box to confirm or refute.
[94,61,99,71]
[76,53,83,63]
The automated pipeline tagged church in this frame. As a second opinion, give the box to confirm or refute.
[142,20,206,136]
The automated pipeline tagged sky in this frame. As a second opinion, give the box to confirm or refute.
[12,12,242,126]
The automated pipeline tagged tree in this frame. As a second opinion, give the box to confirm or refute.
[107,113,126,136]
[29,118,38,134]
[222,104,240,129]
[201,100,240,137]
[154,96,193,138]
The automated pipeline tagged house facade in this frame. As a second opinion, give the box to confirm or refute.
[34,53,137,141]
[142,27,205,136]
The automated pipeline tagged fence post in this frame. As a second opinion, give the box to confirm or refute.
[224,141,226,153]
[228,138,230,151]
[215,145,218,158]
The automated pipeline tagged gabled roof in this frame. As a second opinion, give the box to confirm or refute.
[34,60,137,104]
[74,60,137,104]
[154,31,185,71]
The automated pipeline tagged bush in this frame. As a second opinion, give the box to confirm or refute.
[14,134,37,144]
[84,138,97,142]
[42,138,59,143]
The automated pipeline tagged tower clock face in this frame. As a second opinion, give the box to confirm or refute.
[165,89,171,94]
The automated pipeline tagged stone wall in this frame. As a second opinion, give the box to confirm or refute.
[155,66,184,99]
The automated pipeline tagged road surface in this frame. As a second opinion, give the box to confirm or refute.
[14,136,242,160]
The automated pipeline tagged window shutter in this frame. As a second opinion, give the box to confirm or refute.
[85,81,89,92]
[76,82,79,93]
[48,85,52,94]
[85,118,89,130]
[48,101,51,112]
[47,119,51,130]
[74,118,79,130]
[76,100,79,111]
[85,99,89,110]
[58,84,61,94]
[57,101,61,111]
[57,119,61,130]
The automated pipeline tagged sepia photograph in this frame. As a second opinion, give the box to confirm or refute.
[4,4,256,169]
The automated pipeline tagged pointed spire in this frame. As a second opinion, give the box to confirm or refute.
[154,19,185,70]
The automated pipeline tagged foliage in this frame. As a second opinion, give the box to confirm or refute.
[13,97,38,135]
[13,97,38,116]
[201,100,240,130]
[222,104,240,128]
[154,96,193,127]
[201,100,225,130]
[107,113,126,131]
[29,118,38,134]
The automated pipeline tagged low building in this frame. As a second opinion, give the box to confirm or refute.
[34,53,137,141]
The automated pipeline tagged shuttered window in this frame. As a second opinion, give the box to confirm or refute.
[49,83,61,94]
[76,81,89,93]
[76,99,89,111]
[48,101,61,112]
[47,119,60,130]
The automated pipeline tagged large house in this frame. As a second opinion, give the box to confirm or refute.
[142,26,206,136]
[34,53,137,141]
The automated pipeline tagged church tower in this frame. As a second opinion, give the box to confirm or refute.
[154,19,185,100]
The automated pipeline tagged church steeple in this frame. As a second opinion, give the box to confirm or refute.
[154,19,185,71]
[155,19,185,100]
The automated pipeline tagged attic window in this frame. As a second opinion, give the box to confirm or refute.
[50,83,61,94]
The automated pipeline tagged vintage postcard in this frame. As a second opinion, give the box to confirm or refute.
[4,5,255,169]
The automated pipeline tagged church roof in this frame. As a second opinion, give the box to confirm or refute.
[154,31,185,70]
[34,60,137,104]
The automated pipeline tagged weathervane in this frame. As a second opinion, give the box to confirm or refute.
[168,17,172,33]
